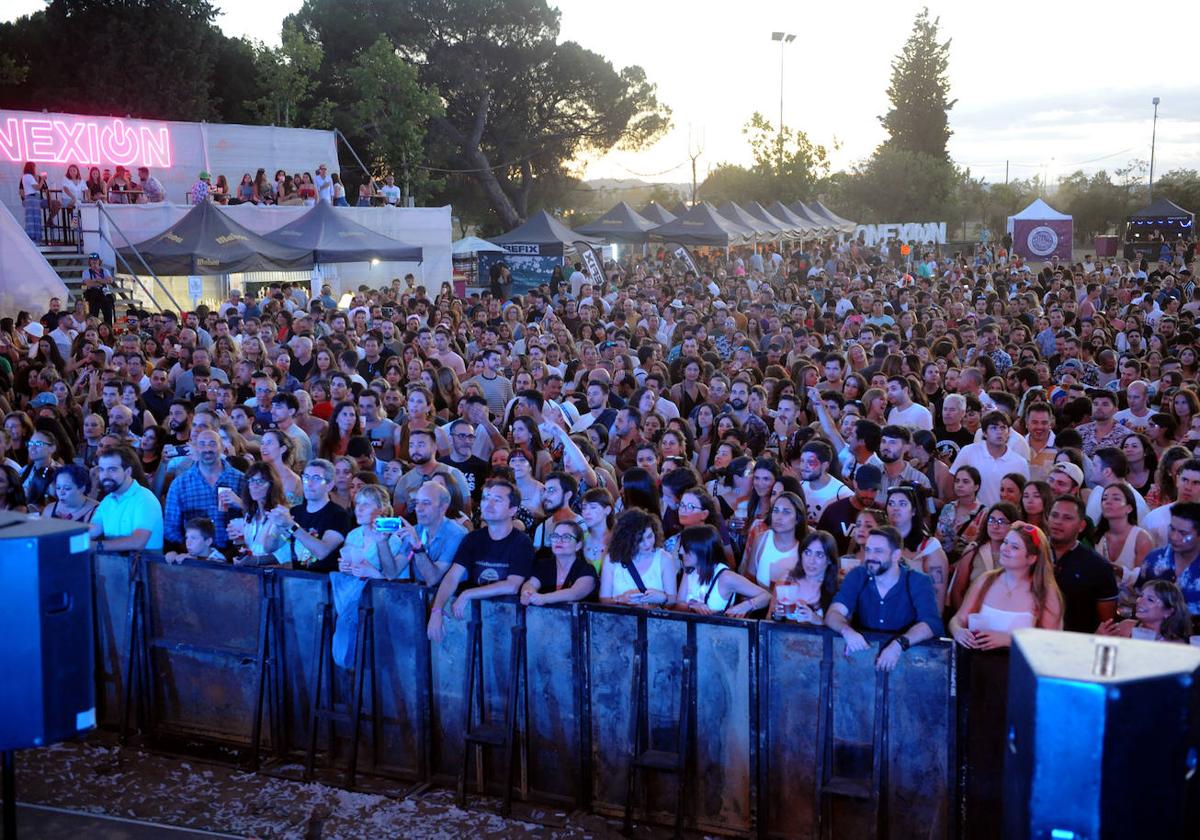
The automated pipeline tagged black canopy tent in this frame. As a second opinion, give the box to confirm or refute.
[768,201,822,237]
[744,201,799,237]
[263,201,423,263]
[811,201,858,234]
[639,202,677,225]
[649,202,755,246]
[1124,197,1195,259]
[574,201,659,243]
[789,201,834,236]
[118,201,313,275]
[491,209,599,255]
[717,201,779,238]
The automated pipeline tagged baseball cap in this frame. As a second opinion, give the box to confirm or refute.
[198,171,211,180]
[853,464,883,491]
[30,392,58,408]
[1051,462,1084,487]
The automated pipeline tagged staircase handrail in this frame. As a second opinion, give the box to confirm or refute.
[95,203,183,314]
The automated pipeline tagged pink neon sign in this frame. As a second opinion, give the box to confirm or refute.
[0,116,172,168]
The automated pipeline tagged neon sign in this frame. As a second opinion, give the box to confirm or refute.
[0,116,172,168]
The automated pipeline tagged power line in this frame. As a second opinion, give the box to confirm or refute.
[612,160,690,178]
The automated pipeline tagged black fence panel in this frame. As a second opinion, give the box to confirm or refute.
[365,582,433,781]
[91,552,135,728]
[757,623,826,839]
[525,603,584,806]
[142,559,267,746]
[274,570,331,755]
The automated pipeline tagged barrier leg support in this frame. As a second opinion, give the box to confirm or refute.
[458,604,528,816]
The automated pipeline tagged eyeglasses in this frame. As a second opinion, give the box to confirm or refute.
[987,516,1010,527]
[550,533,578,543]
[453,433,476,440]
[301,474,328,484]
[27,440,50,448]
[247,477,270,486]
[678,502,703,513]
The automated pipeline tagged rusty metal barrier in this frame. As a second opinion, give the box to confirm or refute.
[90,558,965,837]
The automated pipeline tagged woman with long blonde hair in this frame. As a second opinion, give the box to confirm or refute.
[948,522,1063,650]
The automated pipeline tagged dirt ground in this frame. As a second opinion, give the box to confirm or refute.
[8,733,677,839]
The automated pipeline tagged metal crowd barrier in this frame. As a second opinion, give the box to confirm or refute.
[92,553,963,838]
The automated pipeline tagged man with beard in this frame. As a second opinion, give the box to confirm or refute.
[392,428,470,518]
[529,471,583,552]
[445,419,489,506]
[825,525,942,672]
[165,400,193,450]
[798,440,853,526]
[726,378,768,455]
[817,465,882,554]
[877,425,932,497]
[162,428,247,553]
[90,447,164,551]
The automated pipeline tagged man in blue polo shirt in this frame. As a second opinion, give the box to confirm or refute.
[826,525,943,671]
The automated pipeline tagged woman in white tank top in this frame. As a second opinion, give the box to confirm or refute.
[675,525,769,617]
[1094,483,1153,615]
[949,522,1063,650]
[599,508,678,607]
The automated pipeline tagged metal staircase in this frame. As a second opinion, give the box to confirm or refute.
[38,244,145,311]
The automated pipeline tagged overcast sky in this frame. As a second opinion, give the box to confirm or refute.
[7,0,1198,188]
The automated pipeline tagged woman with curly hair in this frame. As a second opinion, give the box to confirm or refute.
[599,507,677,607]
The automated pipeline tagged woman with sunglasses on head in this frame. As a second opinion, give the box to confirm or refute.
[949,501,1019,613]
[675,524,769,617]
[949,522,1063,649]
[519,520,597,606]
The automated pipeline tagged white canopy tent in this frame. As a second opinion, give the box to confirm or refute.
[0,202,70,314]
[1006,198,1071,234]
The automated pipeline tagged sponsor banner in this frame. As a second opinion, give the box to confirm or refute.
[854,221,947,247]
[1012,218,1072,261]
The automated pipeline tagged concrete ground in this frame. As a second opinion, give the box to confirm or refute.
[3,734,676,839]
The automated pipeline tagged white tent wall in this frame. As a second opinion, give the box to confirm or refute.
[0,203,70,314]
[0,110,339,219]
[81,203,452,310]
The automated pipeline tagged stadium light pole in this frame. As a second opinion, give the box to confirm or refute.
[771,32,796,177]
[1148,96,1160,203]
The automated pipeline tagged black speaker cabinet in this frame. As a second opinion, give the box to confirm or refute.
[1004,628,1200,840]
[0,514,95,750]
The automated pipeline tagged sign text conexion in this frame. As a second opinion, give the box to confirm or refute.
[0,116,172,168]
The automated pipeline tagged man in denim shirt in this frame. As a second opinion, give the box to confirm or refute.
[1140,502,1200,621]
[826,526,943,671]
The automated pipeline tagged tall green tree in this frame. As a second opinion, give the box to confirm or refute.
[744,112,830,202]
[291,0,671,228]
[245,20,333,128]
[0,0,224,119]
[1153,169,1200,216]
[880,7,955,159]
[343,36,444,203]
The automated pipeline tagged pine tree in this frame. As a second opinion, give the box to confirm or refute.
[879,8,956,160]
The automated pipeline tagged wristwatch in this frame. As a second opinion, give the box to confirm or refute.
[894,635,911,651]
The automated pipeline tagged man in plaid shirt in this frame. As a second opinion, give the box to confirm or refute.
[163,429,247,552]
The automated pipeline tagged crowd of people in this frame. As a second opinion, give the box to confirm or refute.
[2,229,1198,669]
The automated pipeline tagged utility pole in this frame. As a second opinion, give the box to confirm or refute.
[1004,160,1009,186]
[771,32,796,177]
[1149,96,1161,203]
[688,125,704,207]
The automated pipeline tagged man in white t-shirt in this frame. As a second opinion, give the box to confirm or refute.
[379,175,401,205]
[885,375,933,431]
[313,164,333,202]
[798,440,852,526]
[1143,458,1200,546]
[1114,380,1153,433]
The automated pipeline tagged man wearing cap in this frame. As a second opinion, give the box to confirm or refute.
[191,171,211,205]
[1047,462,1084,499]
[817,464,882,554]
[82,252,116,325]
